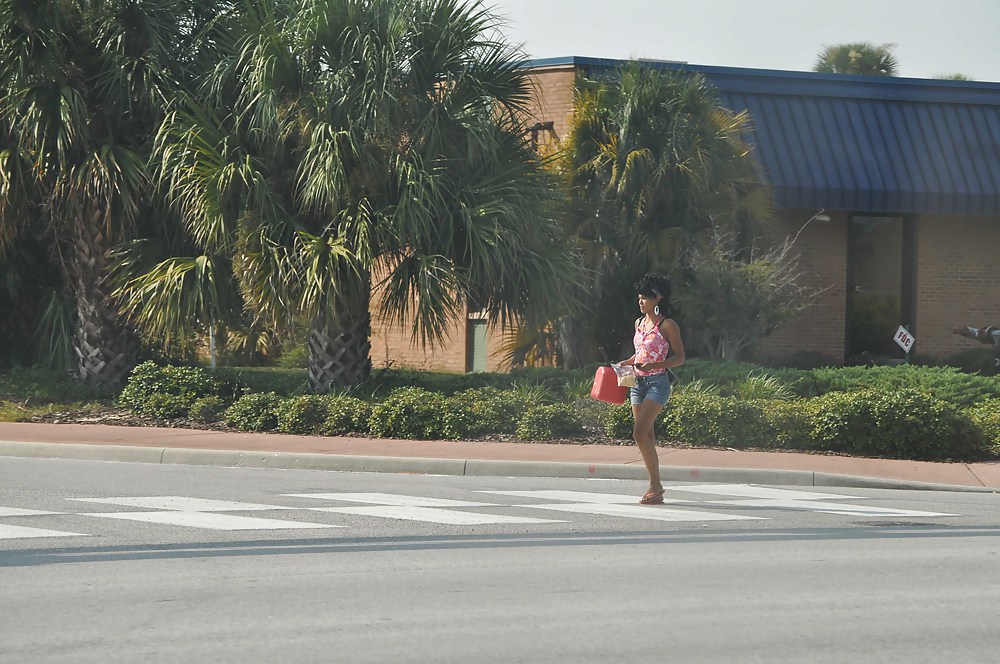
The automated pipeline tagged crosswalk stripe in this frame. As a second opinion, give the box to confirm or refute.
[290,493,566,524]
[308,506,565,525]
[71,497,298,512]
[285,493,497,507]
[668,485,855,501]
[80,512,343,531]
[513,502,763,522]
[0,524,88,539]
[0,507,62,517]
[705,499,958,518]
[478,490,692,504]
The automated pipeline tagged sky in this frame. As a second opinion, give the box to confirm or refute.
[490,0,1000,82]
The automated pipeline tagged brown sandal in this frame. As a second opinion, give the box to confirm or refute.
[639,489,665,505]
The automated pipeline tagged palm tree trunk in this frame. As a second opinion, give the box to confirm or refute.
[558,316,589,370]
[307,289,372,392]
[65,212,136,388]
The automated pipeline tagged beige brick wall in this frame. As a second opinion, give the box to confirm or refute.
[523,66,577,151]
[753,209,848,363]
[369,312,468,373]
[368,306,515,373]
[914,214,1000,357]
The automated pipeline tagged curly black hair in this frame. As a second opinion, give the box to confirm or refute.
[634,273,672,312]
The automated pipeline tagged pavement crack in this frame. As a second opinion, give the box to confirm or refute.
[964,464,987,487]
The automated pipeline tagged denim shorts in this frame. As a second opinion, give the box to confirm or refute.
[629,372,672,406]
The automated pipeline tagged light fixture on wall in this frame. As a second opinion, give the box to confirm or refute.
[790,209,830,245]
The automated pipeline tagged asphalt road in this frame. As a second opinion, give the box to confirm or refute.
[2,457,999,663]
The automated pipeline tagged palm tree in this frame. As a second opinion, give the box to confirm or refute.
[0,0,225,386]
[553,64,775,366]
[814,42,899,76]
[123,0,581,391]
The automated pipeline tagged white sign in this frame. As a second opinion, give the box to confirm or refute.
[894,325,915,353]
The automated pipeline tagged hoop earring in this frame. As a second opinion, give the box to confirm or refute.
[654,305,660,316]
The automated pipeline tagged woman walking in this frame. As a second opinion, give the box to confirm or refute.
[615,274,685,505]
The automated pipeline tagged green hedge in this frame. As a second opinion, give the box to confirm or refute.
[107,361,1000,461]
[224,392,282,432]
[811,389,984,460]
[675,360,1000,406]
[276,395,330,434]
[965,399,1000,452]
[319,396,372,436]
[802,365,1000,406]
[660,392,771,449]
[189,396,227,424]
[207,367,309,397]
[0,366,111,402]
[119,361,231,418]
[515,403,581,441]
[368,387,449,439]
[602,386,988,460]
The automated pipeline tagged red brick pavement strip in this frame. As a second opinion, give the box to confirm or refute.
[0,422,998,490]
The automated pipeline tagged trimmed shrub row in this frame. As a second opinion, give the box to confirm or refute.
[678,359,1000,406]
[117,361,1000,458]
[602,388,994,461]
[116,364,582,441]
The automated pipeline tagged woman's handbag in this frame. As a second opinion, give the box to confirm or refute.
[590,366,629,404]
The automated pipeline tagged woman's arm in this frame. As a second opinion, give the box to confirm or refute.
[662,319,685,369]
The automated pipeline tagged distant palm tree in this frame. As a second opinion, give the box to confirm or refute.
[0,0,223,386]
[935,73,973,81]
[814,42,899,76]
[553,64,775,366]
[123,0,581,390]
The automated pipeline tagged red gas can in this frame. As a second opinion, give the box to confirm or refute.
[590,366,629,404]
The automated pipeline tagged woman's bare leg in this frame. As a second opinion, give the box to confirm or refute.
[632,400,664,493]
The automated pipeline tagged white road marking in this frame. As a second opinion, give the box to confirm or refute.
[513,502,762,522]
[81,512,342,531]
[668,485,856,501]
[0,507,62,517]
[478,490,692,504]
[71,497,298,512]
[290,493,565,524]
[0,524,88,539]
[284,493,497,508]
[706,499,958,518]
[309,506,564,525]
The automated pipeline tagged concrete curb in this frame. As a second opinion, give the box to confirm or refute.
[0,440,995,493]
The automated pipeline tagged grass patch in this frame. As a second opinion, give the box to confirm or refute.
[0,400,111,422]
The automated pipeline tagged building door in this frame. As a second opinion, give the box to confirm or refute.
[466,319,488,372]
[845,215,915,361]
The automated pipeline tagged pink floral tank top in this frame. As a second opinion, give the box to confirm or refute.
[633,316,670,376]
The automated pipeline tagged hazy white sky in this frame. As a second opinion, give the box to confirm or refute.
[491,0,1000,82]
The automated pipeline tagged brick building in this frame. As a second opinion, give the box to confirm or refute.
[371,56,1000,371]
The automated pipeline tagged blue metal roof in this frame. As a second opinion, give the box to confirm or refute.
[526,57,1000,216]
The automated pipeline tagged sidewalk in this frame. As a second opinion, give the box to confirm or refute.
[0,422,998,492]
